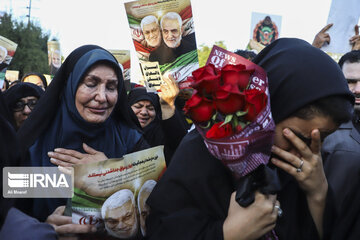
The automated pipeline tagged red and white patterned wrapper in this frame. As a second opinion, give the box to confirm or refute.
[196,57,275,179]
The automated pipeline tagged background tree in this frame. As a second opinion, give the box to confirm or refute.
[0,13,51,78]
[197,41,227,67]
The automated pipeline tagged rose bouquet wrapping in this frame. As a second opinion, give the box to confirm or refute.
[184,47,280,240]
[184,60,275,179]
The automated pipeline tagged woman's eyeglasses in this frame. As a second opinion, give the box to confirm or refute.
[13,99,38,111]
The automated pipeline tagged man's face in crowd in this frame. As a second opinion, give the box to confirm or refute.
[104,199,138,238]
[342,61,360,113]
[162,18,182,48]
[143,22,161,48]
[13,96,38,129]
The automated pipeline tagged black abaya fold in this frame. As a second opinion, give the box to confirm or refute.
[146,129,335,240]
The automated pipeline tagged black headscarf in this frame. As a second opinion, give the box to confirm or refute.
[0,91,21,227]
[17,45,143,220]
[18,45,141,158]
[128,87,162,145]
[4,82,44,109]
[3,82,44,128]
[253,38,354,123]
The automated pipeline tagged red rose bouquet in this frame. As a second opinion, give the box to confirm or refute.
[184,58,275,179]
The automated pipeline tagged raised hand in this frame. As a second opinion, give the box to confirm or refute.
[158,74,179,119]
[271,128,327,238]
[350,25,360,50]
[312,23,333,48]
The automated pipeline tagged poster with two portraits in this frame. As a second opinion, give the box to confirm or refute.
[72,146,166,239]
[124,0,199,92]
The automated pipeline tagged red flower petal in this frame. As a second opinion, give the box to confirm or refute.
[244,89,267,121]
[205,122,233,139]
[214,85,245,114]
[184,93,215,123]
[192,64,218,80]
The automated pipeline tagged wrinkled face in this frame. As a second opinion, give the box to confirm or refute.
[23,75,45,90]
[104,200,138,238]
[138,190,151,236]
[273,115,337,157]
[52,52,61,68]
[342,61,360,113]
[162,18,182,48]
[131,100,156,128]
[13,96,38,129]
[143,22,161,48]
[75,64,118,124]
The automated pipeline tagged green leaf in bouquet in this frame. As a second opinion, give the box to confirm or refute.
[199,121,211,129]
[239,121,248,128]
[236,110,248,117]
[232,115,239,127]
[211,112,218,121]
[221,114,233,127]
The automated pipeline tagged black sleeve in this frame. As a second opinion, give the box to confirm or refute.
[275,175,336,240]
[330,178,360,240]
[146,179,225,240]
[146,130,234,240]
[129,136,150,153]
[161,109,188,164]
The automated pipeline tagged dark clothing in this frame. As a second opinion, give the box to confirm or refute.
[149,33,197,65]
[0,62,9,72]
[18,45,142,158]
[147,130,332,240]
[0,93,55,238]
[330,177,360,240]
[17,45,146,221]
[322,117,360,239]
[144,109,188,165]
[0,91,20,228]
[274,167,335,240]
[147,38,348,240]
[146,130,232,240]
[323,118,360,209]
[253,38,354,124]
[3,82,44,129]
[128,87,188,165]
[0,208,57,240]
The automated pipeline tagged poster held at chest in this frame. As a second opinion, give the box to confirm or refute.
[71,146,166,239]
[124,0,199,92]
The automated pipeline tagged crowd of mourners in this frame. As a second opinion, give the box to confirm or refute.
[0,23,360,240]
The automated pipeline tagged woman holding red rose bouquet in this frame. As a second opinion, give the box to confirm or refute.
[146,38,354,240]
